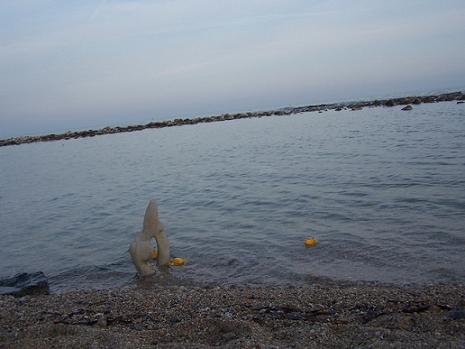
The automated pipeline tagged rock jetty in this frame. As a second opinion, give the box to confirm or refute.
[1,91,464,147]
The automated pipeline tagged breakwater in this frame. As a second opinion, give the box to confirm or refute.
[1,91,464,147]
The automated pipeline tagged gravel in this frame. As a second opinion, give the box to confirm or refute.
[1,282,465,348]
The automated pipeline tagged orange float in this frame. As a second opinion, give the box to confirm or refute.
[304,238,318,247]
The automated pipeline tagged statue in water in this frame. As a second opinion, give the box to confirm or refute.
[129,200,170,276]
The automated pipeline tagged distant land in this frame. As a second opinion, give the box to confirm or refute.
[1,91,464,147]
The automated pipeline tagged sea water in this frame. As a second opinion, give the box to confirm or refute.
[1,101,464,292]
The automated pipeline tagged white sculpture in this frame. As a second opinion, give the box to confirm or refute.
[129,200,170,276]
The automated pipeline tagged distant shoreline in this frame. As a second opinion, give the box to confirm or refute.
[1,91,464,147]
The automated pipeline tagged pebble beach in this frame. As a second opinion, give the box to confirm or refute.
[2,1,465,348]
[2,281,465,348]
[2,91,465,349]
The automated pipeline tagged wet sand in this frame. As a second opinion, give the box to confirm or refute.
[1,281,464,348]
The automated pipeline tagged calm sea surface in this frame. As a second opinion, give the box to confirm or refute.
[1,102,465,292]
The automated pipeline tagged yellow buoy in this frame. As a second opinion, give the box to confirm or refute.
[151,250,186,266]
[169,257,187,266]
[304,238,318,247]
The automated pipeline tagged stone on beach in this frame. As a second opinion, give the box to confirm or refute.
[0,272,49,297]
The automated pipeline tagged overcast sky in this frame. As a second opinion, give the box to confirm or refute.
[1,0,465,137]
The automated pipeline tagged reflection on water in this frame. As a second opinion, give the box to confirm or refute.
[1,101,465,292]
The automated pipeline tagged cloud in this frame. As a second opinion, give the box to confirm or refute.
[0,0,465,137]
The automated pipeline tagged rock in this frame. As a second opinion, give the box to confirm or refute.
[95,313,107,327]
[422,96,436,103]
[446,309,465,320]
[384,100,395,107]
[0,272,49,297]
[285,312,306,320]
[437,92,462,101]
[401,105,413,111]
[457,101,464,104]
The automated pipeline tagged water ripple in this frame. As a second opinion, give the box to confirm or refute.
[1,102,465,291]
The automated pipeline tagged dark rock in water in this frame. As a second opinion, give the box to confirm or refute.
[0,272,49,297]
[458,101,464,104]
[422,96,436,103]
[401,105,413,111]
[384,100,395,107]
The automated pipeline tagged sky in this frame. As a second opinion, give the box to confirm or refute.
[1,0,465,138]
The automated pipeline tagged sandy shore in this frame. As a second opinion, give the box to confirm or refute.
[1,281,464,348]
